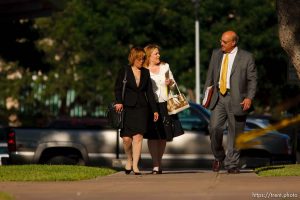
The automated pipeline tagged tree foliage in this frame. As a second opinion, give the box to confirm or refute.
[0,0,299,124]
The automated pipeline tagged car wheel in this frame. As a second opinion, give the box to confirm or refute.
[240,156,271,168]
[240,149,272,168]
[46,155,85,165]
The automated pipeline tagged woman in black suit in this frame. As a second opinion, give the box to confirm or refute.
[114,47,159,175]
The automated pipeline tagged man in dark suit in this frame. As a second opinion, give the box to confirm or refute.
[203,30,257,173]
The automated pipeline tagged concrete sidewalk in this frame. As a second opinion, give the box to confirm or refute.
[1,169,300,200]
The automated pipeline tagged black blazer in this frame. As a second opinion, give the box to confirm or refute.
[114,66,158,113]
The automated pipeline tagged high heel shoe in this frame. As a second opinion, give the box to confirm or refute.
[125,169,132,175]
[133,171,142,175]
[152,170,162,175]
[152,166,162,175]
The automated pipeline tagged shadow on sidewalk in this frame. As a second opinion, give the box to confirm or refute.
[154,170,204,175]
[216,169,255,174]
[157,169,255,175]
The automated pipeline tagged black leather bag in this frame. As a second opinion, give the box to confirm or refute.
[107,102,125,129]
[107,69,127,129]
[163,114,184,141]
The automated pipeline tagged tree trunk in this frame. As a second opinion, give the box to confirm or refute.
[276,0,300,79]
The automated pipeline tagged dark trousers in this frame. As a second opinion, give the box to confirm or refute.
[209,92,246,169]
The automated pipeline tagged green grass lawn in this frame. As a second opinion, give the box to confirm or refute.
[0,192,14,200]
[0,165,116,181]
[255,164,300,177]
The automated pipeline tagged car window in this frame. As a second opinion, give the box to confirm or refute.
[47,118,109,129]
[178,107,207,131]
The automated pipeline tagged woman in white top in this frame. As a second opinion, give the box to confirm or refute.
[143,44,184,174]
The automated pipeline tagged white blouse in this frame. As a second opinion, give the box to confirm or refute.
[149,63,175,103]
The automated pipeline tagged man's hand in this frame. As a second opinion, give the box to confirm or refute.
[240,98,252,111]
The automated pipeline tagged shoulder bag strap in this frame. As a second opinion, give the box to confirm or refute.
[173,82,181,95]
[121,68,128,101]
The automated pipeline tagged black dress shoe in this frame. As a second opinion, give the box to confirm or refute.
[227,167,240,174]
[212,160,222,172]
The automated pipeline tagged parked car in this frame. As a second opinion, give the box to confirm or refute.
[7,103,295,169]
[167,103,295,168]
[245,116,297,164]
[0,125,13,165]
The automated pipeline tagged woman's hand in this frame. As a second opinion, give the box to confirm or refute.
[165,79,174,86]
[153,112,159,122]
[115,104,123,112]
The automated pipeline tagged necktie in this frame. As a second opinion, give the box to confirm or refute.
[220,53,229,95]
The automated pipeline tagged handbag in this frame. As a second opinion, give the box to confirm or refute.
[162,114,184,141]
[106,69,127,129]
[107,102,125,129]
[147,101,184,141]
[167,82,190,115]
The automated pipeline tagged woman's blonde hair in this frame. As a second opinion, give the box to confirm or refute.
[128,47,146,66]
[143,44,160,67]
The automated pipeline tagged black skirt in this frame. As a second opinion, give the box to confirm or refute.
[144,102,184,141]
[120,106,149,137]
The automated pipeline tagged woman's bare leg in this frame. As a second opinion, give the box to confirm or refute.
[132,134,143,172]
[148,139,166,171]
[148,140,159,169]
[122,136,133,170]
[157,140,167,169]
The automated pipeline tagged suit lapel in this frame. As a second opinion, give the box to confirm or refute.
[127,66,137,89]
[138,68,146,89]
[230,49,241,76]
[128,66,145,89]
[215,50,224,81]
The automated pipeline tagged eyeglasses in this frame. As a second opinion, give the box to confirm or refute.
[137,56,146,60]
[220,39,233,44]
[136,57,145,61]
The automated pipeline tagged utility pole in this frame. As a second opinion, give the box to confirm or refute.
[193,0,201,104]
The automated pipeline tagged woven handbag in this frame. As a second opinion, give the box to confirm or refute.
[167,82,190,115]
